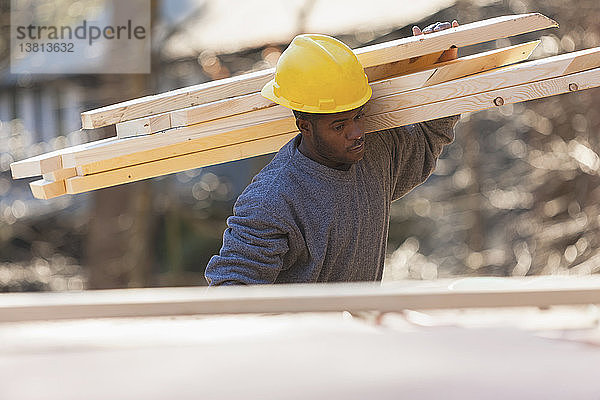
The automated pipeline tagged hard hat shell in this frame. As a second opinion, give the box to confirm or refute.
[261,34,372,114]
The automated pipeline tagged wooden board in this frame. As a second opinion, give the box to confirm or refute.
[364,51,445,82]
[10,137,117,179]
[367,46,600,114]
[353,13,556,67]
[116,113,171,139]
[66,65,600,194]
[29,179,66,200]
[68,107,296,173]
[365,66,600,129]
[115,41,538,139]
[66,132,298,194]
[10,149,63,179]
[424,40,540,86]
[42,167,77,182]
[371,40,540,98]
[81,13,557,129]
[81,69,275,129]
[1,276,600,323]
[116,92,277,139]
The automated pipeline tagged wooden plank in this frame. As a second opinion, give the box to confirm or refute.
[364,51,445,81]
[116,113,171,139]
[42,167,77,182]
[371,41,540,98]
[1,276,600,323]
[10,137,117,179]
[66,131,298,194]
[68,107,296,173]
[116,93,277,139]
[10,150,63,179]
[75,65,600,194]
[116,42,538,140]
[367,46,600,114]
[366,66,600,129]
[354,13,557,67]
[169,93,277,128]
[81,68,275,129]
[29,179,66,200]
[423,40,540,86]
[81,13,557,129]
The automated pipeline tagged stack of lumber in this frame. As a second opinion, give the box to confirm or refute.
[10,13,600,200]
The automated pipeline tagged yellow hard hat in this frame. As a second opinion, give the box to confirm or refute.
[261,34,372,114]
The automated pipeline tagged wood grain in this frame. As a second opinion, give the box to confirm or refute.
[116,113,171,138]
[365,66,600,130]
[29,179,66,200]
[66,132,298,193]
[42,167,77,182]
[10,137,117,179]
[423,40,540,86]
[353,13,556,68]
[10,150,63,179]
[366,46,600,115]
[67,107,296,172]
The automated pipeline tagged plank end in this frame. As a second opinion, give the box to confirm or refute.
[10,160,40,179]
[81,113,95,130]
[30,179,66,200]
[531,12,559,28]
[38,155,63,175]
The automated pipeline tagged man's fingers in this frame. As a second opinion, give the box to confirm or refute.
[433,21,451,32]
[415,20,459,36]
[422,23,436,34]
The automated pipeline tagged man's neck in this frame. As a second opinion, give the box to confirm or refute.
[297,137,352,171]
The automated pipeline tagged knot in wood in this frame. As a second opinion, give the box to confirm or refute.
[493,96,504,106]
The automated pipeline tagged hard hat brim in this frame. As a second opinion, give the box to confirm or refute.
[261,79,373,114]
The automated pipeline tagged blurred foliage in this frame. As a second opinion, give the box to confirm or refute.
[1,0,599,291]
[383,0,600,280]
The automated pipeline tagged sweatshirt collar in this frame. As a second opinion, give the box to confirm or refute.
[289,135,356,181]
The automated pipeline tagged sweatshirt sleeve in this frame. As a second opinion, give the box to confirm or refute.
[204,203,290,286]
[379,115,459,201]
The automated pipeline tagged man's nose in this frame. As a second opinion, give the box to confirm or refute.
[346,122,363,141]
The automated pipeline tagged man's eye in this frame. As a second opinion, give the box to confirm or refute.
[355,113,364,120]
[334,124,344,131]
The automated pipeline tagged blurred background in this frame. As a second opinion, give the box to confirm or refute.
[0,0,598,291]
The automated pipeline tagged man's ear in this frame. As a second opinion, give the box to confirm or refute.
[295,117,313,137]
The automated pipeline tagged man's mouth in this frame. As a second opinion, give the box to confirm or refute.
[348,139,365,152]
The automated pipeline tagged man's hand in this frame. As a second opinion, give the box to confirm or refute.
[412,20,459,63]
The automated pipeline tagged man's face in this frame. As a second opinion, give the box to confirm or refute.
[299,106,366,170]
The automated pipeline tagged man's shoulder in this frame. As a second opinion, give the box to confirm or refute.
[235,136,301,209]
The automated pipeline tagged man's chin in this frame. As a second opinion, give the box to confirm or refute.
[346,144,365,162]
[344,151,365,164]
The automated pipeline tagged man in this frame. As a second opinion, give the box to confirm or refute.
[205,21,460,285]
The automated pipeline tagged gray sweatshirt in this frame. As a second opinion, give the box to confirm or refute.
[205,116,459,285]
